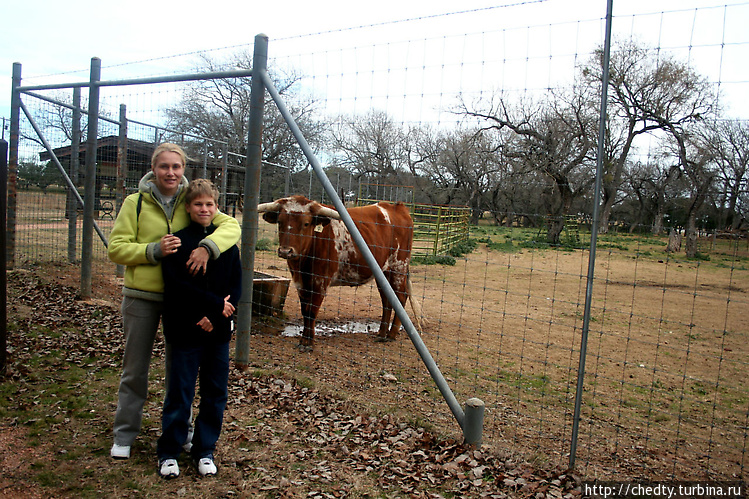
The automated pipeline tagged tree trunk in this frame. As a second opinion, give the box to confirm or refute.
[471,208,481,225]
[598,185,617,234]
[685,212,699,258]
[546,176,574,245]
[666,229,681,253]
[652,216,664,236]
[651,188,669,235]
[546,216,564,245]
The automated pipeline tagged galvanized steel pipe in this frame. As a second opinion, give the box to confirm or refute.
[258,66,468,433]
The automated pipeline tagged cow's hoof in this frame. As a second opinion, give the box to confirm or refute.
[296,343,314,352]
[374,336,396,343]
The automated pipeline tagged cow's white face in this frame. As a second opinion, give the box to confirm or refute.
[260,196,333,260]
[275,209,317,260]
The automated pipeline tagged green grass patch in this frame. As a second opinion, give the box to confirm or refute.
[255,237,275,251]
[412,254,457,266]
[447,238,477,257]
[598,242,629,251]
[690,252,711,262]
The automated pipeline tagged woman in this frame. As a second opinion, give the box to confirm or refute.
[107,143,240,459]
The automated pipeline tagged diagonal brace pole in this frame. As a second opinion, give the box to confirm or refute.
[18,99,109,247]
[258,68,468,432]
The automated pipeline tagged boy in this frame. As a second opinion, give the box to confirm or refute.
[157,179,241,479]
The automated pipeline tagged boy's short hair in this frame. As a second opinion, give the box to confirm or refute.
[185,178,220,205]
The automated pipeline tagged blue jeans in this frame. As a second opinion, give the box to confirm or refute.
[157,341,230,460]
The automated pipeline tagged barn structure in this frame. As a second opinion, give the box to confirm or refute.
[37,136,245,216]
[39,135,155,191]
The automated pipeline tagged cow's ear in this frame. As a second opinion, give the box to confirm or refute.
[312,215,332,227]
[262,212,279,224]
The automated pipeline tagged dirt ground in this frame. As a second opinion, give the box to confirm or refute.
[249,240,749,481]
[2,263,583,498]
[1,236,747,496]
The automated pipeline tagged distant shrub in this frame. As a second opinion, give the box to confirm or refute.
[598,242,629,251]
[447,239,477,257]
[519,240,551,250]
[412,254,457,266]
[691,252,711,261]
[486,239,520,253]
[255,238,274,251]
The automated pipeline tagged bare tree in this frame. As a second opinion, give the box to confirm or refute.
[328,110,411,178]
[406,124,461,206]
[459,90,596,244]
[164,51,325,181]
[706,119,749,230]
[414,127,502,221]
[582,40,689,232]
[624,155,684,234]
[669,127,720,256]
[580,39,721,242]
[21,91,90,149]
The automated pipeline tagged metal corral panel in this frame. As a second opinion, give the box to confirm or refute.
[358,198,470,256]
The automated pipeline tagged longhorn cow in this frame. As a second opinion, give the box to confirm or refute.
[258,195,421,351]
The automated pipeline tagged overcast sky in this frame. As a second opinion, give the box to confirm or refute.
[2,0,747,126]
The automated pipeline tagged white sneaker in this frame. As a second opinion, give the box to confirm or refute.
[110,443,131,459]
[197,456,217,476]
[159,459,180,479]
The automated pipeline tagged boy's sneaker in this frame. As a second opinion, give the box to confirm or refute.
[159,459,180,479]
[196,456,217,476]
[110,443,131,459]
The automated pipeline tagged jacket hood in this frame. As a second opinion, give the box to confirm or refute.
[138,171,189,197]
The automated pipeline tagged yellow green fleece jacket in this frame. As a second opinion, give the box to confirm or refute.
[107,172,241,301]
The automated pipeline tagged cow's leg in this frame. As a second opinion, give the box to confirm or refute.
[375,287,394,341]
[298,285,327,351]
[375,272,409,341]
[297,288,315,351]
[387,274,409,339]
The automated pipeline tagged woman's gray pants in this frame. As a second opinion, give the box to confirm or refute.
[113,296,190,447]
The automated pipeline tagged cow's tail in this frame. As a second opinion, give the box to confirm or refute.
[407,277,427,331]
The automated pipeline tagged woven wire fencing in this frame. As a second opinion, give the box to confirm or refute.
[7,1,749,481]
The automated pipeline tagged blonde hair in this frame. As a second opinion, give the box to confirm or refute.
[185,178,220,205]
[151,143,188,168]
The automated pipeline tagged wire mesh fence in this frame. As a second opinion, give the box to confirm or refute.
[6,1,749,482]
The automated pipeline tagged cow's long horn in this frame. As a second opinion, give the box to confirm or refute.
[257,201,282,213]
[316,206,342,220]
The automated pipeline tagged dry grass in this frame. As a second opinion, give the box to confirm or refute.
[5,189,749,486]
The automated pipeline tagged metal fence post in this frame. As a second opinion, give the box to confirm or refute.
[116,104,127,211]
[434,206,442,256]
[115,103,127,277]
[0,139,7,376]
[202,139,208,178]
[7,63,21,270]
[68,87,81,263]
[464,398,485,447]
[569,0,613,469]
[235,33,268,368]
[220,142,228,211]
[81,57,101,299]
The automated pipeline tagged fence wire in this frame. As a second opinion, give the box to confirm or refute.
[6,1,749,482]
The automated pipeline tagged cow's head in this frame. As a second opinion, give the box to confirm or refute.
[257,195,341,260]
